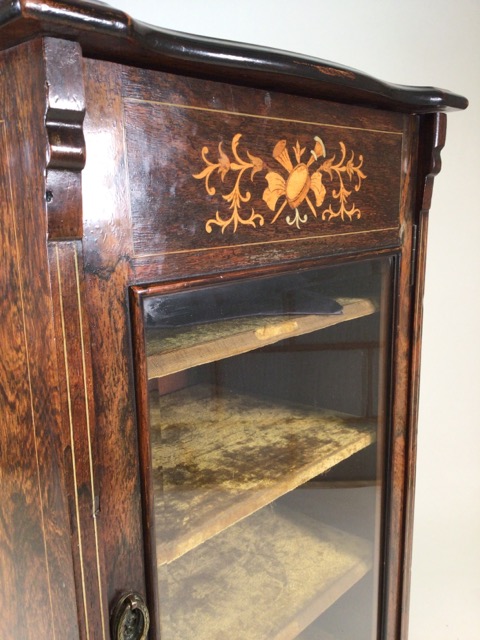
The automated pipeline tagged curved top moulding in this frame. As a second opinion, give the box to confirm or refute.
[0,0,468,113]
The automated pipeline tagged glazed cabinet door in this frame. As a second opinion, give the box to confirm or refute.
[130,256,394,640]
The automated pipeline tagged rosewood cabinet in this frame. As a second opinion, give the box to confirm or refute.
[0,1,467,639]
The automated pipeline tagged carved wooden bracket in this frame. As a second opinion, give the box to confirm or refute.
[419,112,447,217]
[44,37,86,240]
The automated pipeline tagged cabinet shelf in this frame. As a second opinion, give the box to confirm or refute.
[150,384,375,564]
[158,504,372,640]
[146,297,377,379]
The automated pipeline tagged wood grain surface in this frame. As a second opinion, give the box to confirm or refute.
[81,56,149,633]
[0,40,79,640]
[48,241,109,639]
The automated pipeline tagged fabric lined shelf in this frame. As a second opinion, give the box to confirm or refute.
[146,297,377,379]
[158,504,372,640]
[150,384,376,564]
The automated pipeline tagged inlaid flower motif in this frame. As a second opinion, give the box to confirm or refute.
[263,137,327,228]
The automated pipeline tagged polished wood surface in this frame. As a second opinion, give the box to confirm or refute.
[81,57,147,634]
[48,241,108,638]
[0,39,79,639]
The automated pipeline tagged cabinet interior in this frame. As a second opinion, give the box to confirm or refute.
[135,258,392,639]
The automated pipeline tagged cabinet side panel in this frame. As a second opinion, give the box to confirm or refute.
[0,42,79,639]
[381,114,420,639]
[399,113,447,639]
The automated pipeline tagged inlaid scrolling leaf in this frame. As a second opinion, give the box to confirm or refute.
[193,133,366,233]
[193,134,265,233]
[320,141,366,221]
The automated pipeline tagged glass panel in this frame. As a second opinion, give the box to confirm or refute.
[141,258,392,640]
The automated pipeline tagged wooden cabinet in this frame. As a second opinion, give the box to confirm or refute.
[0,1,467,639]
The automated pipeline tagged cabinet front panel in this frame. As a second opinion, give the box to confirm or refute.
[122,68,405,266]
[132,257,394,639]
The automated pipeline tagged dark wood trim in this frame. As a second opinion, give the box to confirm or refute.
[380,113,420,640]
[129,285,161,640]
[0,0,468,113]
[399,112,448,638]
[131,248,399,300]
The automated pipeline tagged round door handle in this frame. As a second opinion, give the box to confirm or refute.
[110,592,150,640]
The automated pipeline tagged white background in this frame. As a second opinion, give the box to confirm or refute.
[111,1,480,637]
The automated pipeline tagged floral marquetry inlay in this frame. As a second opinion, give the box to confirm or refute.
[193,133,366,233]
